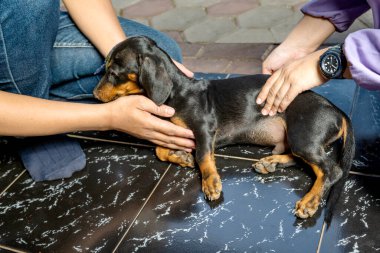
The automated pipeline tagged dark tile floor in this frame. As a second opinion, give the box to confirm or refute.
[0,73,379,253]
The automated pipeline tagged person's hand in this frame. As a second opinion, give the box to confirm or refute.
[106,95,195,151]
[257,48,328,116]
[262,44,310,75]
[172,59,194,78]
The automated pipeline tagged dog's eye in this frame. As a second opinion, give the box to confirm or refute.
[108,70,119,78]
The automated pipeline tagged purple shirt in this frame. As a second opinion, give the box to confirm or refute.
[302,0,380,90]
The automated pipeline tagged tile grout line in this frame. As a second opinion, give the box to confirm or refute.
[67,134,154,148]
[316,222,327,253]
[111,164,172,253]
[0,244,29,253]
[0,170,26,198]
[67,134,260,162]
[215,153,259,162]
[349,170,380,178]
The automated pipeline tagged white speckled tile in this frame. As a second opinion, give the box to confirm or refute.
[0,140,169,252]
[117,153,325,253]
[318,175,380,253]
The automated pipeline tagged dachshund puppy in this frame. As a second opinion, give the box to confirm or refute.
[94,36,355,220]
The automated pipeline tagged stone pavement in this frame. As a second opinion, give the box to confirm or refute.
[112,0,373,74]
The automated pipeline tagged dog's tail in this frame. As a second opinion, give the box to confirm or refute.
[324,116,355,228]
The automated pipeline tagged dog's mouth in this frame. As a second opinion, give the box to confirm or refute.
[93,80,144,102]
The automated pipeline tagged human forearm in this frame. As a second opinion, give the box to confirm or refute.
[62,0,126,56]
[262,15,335,74]
[0,92,195,150]
[281,15,335,55]
[0,91,110,136]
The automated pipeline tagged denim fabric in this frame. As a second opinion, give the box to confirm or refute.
[0,1,183,181]
[18,135,86,182]
[0,0,60,98]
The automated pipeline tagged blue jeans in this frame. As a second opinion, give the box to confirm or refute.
[0,0,182,101]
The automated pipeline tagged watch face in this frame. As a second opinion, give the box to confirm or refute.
[321,54,339,74]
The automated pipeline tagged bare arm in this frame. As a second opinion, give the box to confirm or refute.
[262,15,335,75]
[0,92,194,151]
[62,0,125,56]
[0,91,109,136]
[279,14,335,55]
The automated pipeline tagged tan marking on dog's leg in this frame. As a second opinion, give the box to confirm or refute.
[155,146,194,168]
[295,163,324,218]
[253,154,295,174]
[199,152,222,201]
[328,117,348,146]
[170,117,188,129]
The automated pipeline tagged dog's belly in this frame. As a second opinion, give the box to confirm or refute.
[216,116,287,153]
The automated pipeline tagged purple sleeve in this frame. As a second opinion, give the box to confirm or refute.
[344,29,380,90]
[301,0,370,32]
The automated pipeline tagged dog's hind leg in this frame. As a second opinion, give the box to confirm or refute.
[156,147,195,168]
[292,149,342,219]
[253,154,296,174]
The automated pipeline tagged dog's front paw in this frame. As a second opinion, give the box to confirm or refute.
[295,194,321,218]
[202,173,222,201]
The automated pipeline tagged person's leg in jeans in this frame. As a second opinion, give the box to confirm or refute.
[0,1,85,181]
[50,12,183,101]
[0,0,60,97]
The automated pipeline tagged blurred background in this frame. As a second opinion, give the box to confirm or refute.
[111,0,373,74]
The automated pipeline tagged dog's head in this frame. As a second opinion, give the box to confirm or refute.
[93,36,173,105]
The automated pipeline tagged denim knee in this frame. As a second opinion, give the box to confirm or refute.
[0,0,60,98]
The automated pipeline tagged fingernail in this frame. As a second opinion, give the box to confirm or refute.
[189,131,195,139]
[269,110,275,116]
[166,107,175,115]
[261,109,268,115]
[256,98,262,104]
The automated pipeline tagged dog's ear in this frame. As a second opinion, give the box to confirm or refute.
[138,55,173,105]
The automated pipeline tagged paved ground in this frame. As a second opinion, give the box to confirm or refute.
[112,0,373,74]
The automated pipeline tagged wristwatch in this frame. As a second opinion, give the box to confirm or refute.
[319,44,347,79]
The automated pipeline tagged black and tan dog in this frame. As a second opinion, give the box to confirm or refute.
[94,36,355,220]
